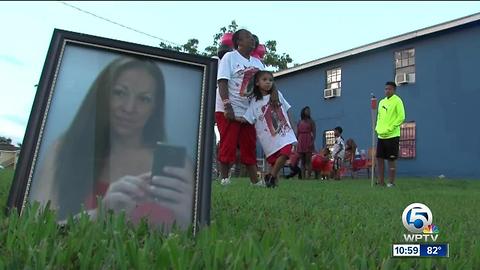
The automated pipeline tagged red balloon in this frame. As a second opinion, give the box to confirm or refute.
[221,32,234,47]
[312,154,330,172]
[251,44,266,60]
[312,154,322,171]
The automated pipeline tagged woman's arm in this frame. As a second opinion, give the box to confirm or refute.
[219,79,235,120]
[147,157,194,229]
[235,116,248,123]
[311,120,316,141]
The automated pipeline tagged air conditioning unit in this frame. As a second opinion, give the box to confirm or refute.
[324,87,342,99]
[324,88,334,98]
[332,87,341,97]
[395,73,408,84]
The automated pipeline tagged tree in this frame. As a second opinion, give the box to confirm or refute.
[159,20,293,71]
[263,40,293,71]
[203,20,239,57]
[0,136,12,145]
[159,38,201,55]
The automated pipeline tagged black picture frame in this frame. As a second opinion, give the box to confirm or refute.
[6,29,217,235]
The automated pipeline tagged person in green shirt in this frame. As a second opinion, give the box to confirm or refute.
[375,81,405,187]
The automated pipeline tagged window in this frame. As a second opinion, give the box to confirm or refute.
[326,67,341,89]
[394,48,415,85]
[399,121,416,158]
[323,130,335,151]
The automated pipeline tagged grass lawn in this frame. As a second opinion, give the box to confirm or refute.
[0,168,479,269]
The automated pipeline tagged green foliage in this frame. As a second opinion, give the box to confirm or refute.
[158,20,293,71]
[0,169,479,268]
[0,136,12,144]
[201,20,239,58]
[160,38,201,55]
[263,40,293,71]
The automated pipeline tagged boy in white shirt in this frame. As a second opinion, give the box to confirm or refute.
[331,126,345,180]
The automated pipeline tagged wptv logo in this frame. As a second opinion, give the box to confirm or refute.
[402,203,439,242]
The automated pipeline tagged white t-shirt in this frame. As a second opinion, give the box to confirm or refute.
[216,50,265,116]
[243,91,298,158]
[332,136,345,159]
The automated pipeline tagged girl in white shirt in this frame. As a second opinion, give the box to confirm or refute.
[238,71,297,188]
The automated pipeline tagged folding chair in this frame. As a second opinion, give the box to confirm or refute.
[256,157,266,179]
[351,147,376,178]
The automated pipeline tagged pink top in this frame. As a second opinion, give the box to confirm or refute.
[296,120,315,153]
[85,181,175,226]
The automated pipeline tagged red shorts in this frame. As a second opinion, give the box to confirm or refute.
[215,112,257,165]
[266,144,293,166]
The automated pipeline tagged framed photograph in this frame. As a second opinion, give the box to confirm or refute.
[6,29,217,234]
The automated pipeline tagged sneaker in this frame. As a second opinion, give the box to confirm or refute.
[264,174,277,188]
[387,183,395,188]
[220,178,231,186]
[252,180,266,187]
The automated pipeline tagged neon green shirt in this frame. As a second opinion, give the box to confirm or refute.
[375,94,405,139]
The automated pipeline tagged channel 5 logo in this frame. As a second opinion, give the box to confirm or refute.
[402,203,439,242]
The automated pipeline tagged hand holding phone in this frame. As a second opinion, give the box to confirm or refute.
[151,142,186,177]
[148,143,193,228]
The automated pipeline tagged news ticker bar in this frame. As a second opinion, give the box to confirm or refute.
[392,243,449,257]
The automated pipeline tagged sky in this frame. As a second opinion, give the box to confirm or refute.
[0,1,479,144]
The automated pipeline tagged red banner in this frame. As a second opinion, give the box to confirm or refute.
[371,96,377,110]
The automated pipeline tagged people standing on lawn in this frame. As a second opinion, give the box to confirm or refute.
[238,70,297,188]
[375,81,405,187]
[331,126,345,180]
[296,106,316,179]
[215,29,279,186]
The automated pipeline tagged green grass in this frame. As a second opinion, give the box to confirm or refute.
[0,168,479,269]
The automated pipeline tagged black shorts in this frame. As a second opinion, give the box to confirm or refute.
[333,157,342,170]
[376,137,400,160]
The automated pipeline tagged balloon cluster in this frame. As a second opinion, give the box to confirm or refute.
[217,32,266,60]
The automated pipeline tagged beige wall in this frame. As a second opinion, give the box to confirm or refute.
[0,150,19,168]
